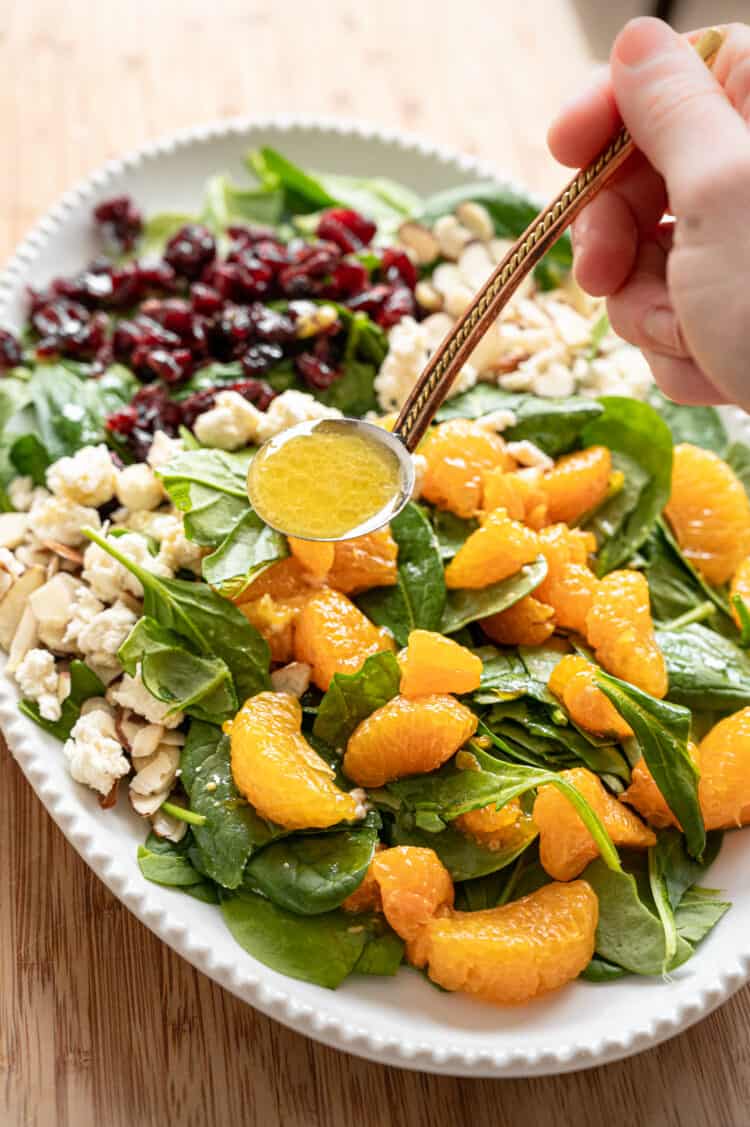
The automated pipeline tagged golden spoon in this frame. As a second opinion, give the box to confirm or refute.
[249,27,724,541]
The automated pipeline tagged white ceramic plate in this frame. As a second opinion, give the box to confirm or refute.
[2,117,749,1078]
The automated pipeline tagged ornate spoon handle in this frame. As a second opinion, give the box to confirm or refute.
[394,27,724,452]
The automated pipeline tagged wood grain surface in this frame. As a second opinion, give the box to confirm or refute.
[2,2,749,1125]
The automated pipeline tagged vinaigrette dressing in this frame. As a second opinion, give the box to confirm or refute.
[248,420,404,541]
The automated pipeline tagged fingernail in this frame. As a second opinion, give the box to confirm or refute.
[615,17,675,69]
[643,306,686,354]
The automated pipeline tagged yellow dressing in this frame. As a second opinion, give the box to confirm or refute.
[248,423,403,540]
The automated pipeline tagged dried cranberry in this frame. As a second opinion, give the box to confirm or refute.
[296,351,340,390]
[202,262,243,301]
[378,285,415,328]
[163,224,216,279]
[317,208,376,252]
[137,261,177,293]
[32,297,89,339]
[227,224,278,250]
[240,342,284,376]
[249,304,296,343]
[140,298,194,338]
[143,347,193,384]
[32,300,108,359]
[112,320,142,362]
[381,247,418,290]
[93,195,143,252]
[135,315,181,350]
[91,340,114,375]
[108,384,182,460]
[107,405,138,435]
[0,329,22,370]
[180,376,277,428]
[346,285,391,318]
[190,282,223,315]
[325,259,368,298]
[232,252,274,300]
[278,243,340,296]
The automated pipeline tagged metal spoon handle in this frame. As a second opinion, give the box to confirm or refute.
[394,27,724,453]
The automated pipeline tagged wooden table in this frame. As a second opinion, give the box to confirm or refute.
[2,3,749,1124]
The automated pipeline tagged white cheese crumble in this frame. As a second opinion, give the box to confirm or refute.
[116,463,164,511]
[47,444,118,508]
[193,391,263,451]
[15,647,65,721]
[108,665,184,728]
[8,477,48,513]
[254,390,342,443]
[375,316,477,413]
[82,532,172,602]
[63,706,129,796]
[28,495,101,547]
[74,600,138,668]
[146,430,183,470]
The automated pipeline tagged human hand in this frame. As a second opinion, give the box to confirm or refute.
[548,18,750,408]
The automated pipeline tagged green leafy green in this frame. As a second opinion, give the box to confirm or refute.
[245,824,378,915]
[651,828,724,911]
[137,831,219,903]
[201,509,287,599]
[201,172,284,231]
[352,929,404,976]
[581,397,673,574]
[141,211,196,253]
[580,957,629,983]
[430,510,477,560]
[391,809,537,882]
[156,448,253,545]
[84,527,270,703]
[726,441,750,497]
[441,556,547,634]
[733,594,750,647]
[358,502,445,645]
[10,433,49,485]
[19,660,105,742]
[313,650,401,748]
[656,623,750,710]
[596,671,704,859]
[436,387,603,456]
[674,887,730,943]
[180,719,224,793]
[647,388,727,453]
[474,646,555,705]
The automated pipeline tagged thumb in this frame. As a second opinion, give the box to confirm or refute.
[610,19,750,215]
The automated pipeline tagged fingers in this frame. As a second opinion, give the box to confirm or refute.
[641,350,728,405]
[713,22,750,123]
[547,67,620,168]
[610,19,750,214]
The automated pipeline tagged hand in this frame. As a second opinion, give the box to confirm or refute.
[548,18,750,408]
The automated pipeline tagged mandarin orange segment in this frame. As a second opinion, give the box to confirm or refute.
[481,467,549,529]
[535,523,599,636]
[288,537,335,581]
[698,708,750,829]
[341,843,385,914]
[548,655,633,740]
[453,798,536,852]
[326,527,399,595]
[730,557,750,628]
[585,570,667,698]
[621,748,698,830]
[237,556,315,663]
[539,445,612,525]
[533,766,655,881]
[664,443,750,586]
[412,880,598,1004]
[370,846,454,943]
[227,692,361,830]
[421,419,513,518]
[444,508,539,590]
[398,629,483,699]
[481,594,555,647]
[293,587,395,691]
[343,693,478,788]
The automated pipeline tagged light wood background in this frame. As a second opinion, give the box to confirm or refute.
[3,2,750,1125]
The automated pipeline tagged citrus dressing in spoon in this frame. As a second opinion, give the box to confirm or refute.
[247,418,413,541]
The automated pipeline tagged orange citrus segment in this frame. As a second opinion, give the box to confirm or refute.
[227,691,360,830]
[585,570,667,698]
[664,443,750,585]
[327,527,399,595]
[341,843,385,913]
[293,587,395,691]
[548,654,633,740]
[370,846,454,943]
[535,523,599,636]
[534,766,655,881]
[421,419,513,518]
[444,508,539,589]
[237,556,315,663]
[412,880,598,1004]
[398,629,483,699]
[481,467,549,529]
[540,445,612,524]
[343,693,478,788]
[481,594,555,647]
[453,798,536,851]
[698,708,750,829]
[288,537,335,581]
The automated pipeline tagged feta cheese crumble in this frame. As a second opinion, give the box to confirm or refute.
[63,706,130,796]
[15,648,66,721]
[82,532,172,602]
[108,665,184,728]
[47,444,118,508]
[28,495,101,547]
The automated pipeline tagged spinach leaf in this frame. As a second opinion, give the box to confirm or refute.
[647,388,727,453]
[647,844,679,972]
[180,719,224,793]
[156,447,251,540]
[436,387,603,456]
[245,824,378,915]
[313,650,401,748]
[674,887,730,944]
[581,397,673,574]
[582,858,693,975]
[441,556,547,634]
[201,172,284,230]
[358,502,445,645]
[187,734,282,888]
[430,510,477,560]
[84,527,270,702]
[220,889,384,988]
[733,594,750,647]
[10,433,49,485]
[656,623,750,710]
[142,211,196,253]
[580,957,629,983]
[596,671,704,859]
[19,660,105,742]
[660,519,732,618]
[391,809,537,882]
[137,843,207,888]
[315,309,387,417]
[352,928,404,976]
[726,441,750,497]
[650,828,723,911]
[201,509,287,599]
[416,181,572,289]
[474,646,555,705]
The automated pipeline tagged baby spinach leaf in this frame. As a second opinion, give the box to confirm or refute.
[157,447,253,548]
[430,510,477,560]
[20,660,106,742]
[313,650,401,748]
[315,309,386,417]
[660,519,732,618]
[580,957,629,983]
[674,887,730,944]
[358,502,445,645]
[84,527,270,702]
[581,397,673,574]
[352,928,404,976]
[647,388,727,453]
[727,441,750,497]
[10,433,49,485]
[201,172,284,230]
[582,858,693,975]
[180,719,223,793]
[244,824,378,915]
[474,646,554,705]
[647,845,679,972]
[436,387,603,456]
[142,211,196,253]
[391,809,537,882]
[650,828,723,911]
[201,509,287,599]
[733,594,750,647]
[656,623,750,710]
[441,556,547,634]
[219,888,372,988]
[137,843,207,888]
[596,671,704,859]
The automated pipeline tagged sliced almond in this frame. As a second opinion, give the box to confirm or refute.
[414,280,443,313]
[0,565,45,650]
[433,215,472,260]
[130,788,169,817]
[396,221,439,265]
[132,723,165,760]
[0,512,30,549]
[80,697,112,717]
[41,540,85,565]
[150,807,187,843]
[458,241,493,290]
[270,661,312,698]
[455,201,495,242]
[159,729,186,747]
[6,605,40,674]
[130,745,180,797]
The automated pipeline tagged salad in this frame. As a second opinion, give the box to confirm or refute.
[0,146,748,1004]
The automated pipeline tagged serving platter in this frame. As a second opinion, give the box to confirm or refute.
[1,116,749,1077]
